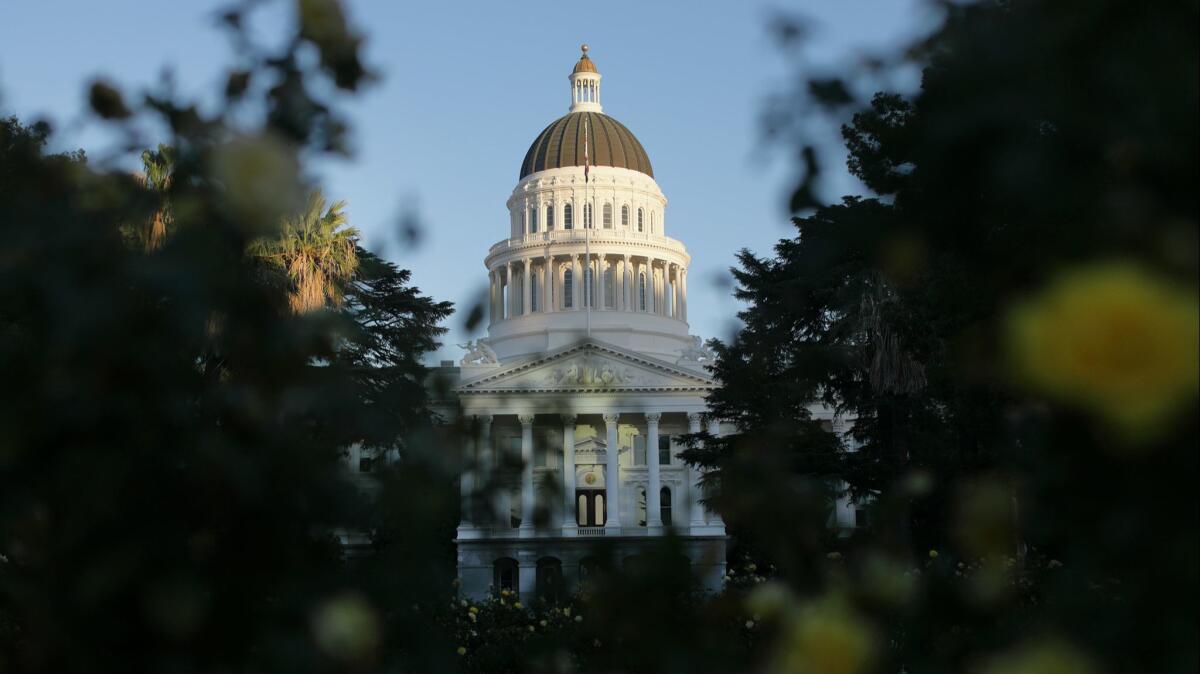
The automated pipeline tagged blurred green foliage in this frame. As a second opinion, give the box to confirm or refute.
[1,1,1196,673]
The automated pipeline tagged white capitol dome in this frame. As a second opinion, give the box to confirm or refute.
[479,45,699,365]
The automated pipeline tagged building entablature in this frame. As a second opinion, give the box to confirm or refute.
[485,231,690,268]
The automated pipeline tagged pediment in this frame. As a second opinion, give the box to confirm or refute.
[456,341,714,394]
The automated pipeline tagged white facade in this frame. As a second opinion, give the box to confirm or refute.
[450,47,727,602]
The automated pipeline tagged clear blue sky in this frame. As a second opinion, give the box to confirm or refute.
[0,1,937,362]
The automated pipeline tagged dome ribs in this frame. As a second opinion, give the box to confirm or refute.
[519,112,652,179]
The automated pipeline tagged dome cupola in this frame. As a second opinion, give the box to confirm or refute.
[519,45,653,179]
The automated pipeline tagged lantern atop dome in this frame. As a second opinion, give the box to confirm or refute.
[569,44,602,113]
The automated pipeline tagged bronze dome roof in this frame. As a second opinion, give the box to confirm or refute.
[519,112,653,179]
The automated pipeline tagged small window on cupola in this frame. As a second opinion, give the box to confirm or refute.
[529,206,538,233]
[546,204,554,230]
[637,208,644,232]
[621,205,629,227]
[603,203,612,229]
[564,203,573,229]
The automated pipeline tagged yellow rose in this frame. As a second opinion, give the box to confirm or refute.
[310,592,380,665]
[979,639,1098,674]
[770,596,877,674]
[1007,262,1199,439]
[456,646,467,656]
[209,133,304,233]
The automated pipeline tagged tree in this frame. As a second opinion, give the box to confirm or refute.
[249,190,360,313]
[131,143,176,251]
[693,0,1198,672]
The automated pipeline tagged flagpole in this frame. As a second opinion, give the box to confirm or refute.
[584,115,592,339]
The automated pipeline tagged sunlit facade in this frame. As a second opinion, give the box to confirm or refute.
[445,46,729,601]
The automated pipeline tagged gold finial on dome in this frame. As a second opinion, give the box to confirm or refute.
[573,44,598,74]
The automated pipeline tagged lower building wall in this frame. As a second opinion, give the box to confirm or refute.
[456,535,727,602]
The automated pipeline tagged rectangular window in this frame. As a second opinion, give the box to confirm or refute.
[564,204,573,229]
[658,435,671,465]
[633,436,647,465]
[358,456,373,473]
[854,508,869,528]
[564,270,574,309]
[546,205,554,230]
[529,207,538,233]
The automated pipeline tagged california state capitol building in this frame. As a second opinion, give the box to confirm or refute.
[435,45,737,602]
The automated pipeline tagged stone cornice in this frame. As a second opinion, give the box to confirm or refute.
[456,340,714,395]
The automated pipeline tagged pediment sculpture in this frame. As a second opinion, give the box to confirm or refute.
[675,335,715,366]
[544,355,636,387]
[458,339,499,366]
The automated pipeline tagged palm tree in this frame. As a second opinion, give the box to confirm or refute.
[250,190,359,313]
[135,144,175,252]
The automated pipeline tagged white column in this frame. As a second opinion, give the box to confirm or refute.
[705,418,724,528]
[603,413,621,529]
[676,267,684,319]
[561,414,577,535]
[522,258,532,316]
[459,426,474,527]
[688,413,706,526]
[647,260,656,314]
[477,415,499,528]
[681,267,688,321]
[543,254,554,313]
[572,254,582,310]
[519,414,535,535]
[505,261,513,319]
[646,413,663,530]
[488,270,496,327]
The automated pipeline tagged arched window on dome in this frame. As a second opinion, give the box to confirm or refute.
[583,268,594,307]
[637,208,644,233]
[621,205,629,227]
[529,206,538,233]
[603,203,612,229]
[563,269,574,309]
[564,203,573,230]
[520,210,526,235]
[583,203,593,229]
[546,204,554,230]
[638,272,647,311]
[531,273,540,312]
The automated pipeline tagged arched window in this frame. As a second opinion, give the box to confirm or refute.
[603,203,612,228]
[660,487,673,526]
[546,204,554,230]
[621,205,629,227]
[639,273,647,311]
[594,493,605,524]
[536,558,564,604]
[636,487,647,527]
[583,202,593,228]
[494,557,518,593]
[531,274,540,313]
[563,269,574,309]
[637,208,644,232]
[564,203,573,230]
[529,206,538,233]
[520,209,526,234]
